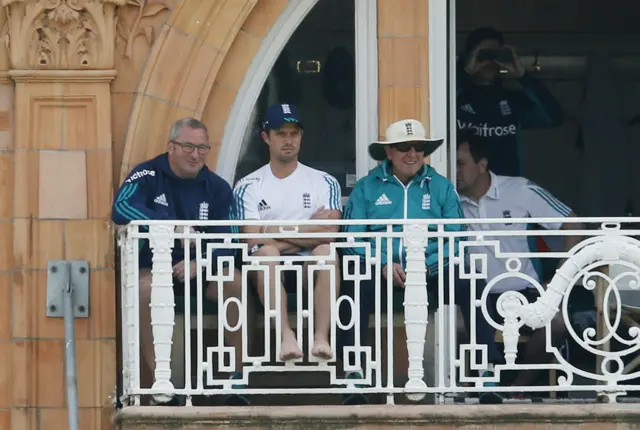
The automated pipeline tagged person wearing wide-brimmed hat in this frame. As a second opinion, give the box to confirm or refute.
[366,119,444,166]
[338,119,503,405]
[343,118,456,278]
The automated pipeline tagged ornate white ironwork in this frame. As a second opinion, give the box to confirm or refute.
[518,230,640,385]
[118,218,640,405]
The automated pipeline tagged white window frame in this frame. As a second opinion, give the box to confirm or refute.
[216,0,379,183]
[447,0,457,186]
[427,0,454,180]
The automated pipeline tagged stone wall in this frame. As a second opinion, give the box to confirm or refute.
[0,0,435,428]
[114,404,640,430]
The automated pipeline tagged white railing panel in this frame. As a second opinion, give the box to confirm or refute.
[117,218,640,406]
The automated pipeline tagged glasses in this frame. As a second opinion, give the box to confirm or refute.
[171,141,211,155]
[392,141,427,153]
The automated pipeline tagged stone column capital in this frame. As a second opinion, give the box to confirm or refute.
[1,0,126,70]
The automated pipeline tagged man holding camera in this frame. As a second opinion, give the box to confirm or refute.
[456,27,565,177]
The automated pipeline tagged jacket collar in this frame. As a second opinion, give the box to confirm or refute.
[372,159,433,185]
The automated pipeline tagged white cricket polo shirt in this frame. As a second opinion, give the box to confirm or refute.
[233,163,342,252]
[460,172,572,293]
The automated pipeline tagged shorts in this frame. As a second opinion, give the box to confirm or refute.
[242,260,307,294]
[239,258,324,313]
[173,256,241,298]
[173,269,214,298]
[135,248,241,297]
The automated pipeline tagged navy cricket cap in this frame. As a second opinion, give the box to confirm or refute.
[261,103,303,131]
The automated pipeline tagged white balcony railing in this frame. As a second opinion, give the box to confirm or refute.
[118,218,640,406]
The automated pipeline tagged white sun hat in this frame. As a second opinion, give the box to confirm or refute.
[368,119,444,161]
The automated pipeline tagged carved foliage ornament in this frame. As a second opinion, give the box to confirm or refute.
[1,0,127,69]
[116,0,171,60]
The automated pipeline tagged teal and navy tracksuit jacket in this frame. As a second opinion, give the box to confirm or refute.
[342,160,465,276]
[457,70,564,176]
[112,153,235,268]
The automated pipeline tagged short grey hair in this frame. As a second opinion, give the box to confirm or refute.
[168,117,209,141]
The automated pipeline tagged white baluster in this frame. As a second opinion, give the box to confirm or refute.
[403,224,429,401]
[497,292,524,365]
[121,228,136,398]
[149,224,176,402]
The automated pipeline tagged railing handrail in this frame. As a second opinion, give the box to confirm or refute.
[126,229,640,240]
[127,216,640,227]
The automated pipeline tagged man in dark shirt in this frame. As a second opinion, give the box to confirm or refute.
[113,118,249,405]
[457,27,565,176]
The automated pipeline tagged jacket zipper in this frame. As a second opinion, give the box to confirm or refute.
[393,176,412,267]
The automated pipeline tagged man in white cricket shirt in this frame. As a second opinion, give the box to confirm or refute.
[456,128,585,395]
[232,103,343,361]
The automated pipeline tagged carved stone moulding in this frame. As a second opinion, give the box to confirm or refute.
[2,0,127,70]
[9,68,116,83]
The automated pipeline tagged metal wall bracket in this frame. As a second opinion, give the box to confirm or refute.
[46,260,90,318]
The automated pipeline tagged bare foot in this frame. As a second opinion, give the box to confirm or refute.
[280,332,303,361]
[311,339,333,360]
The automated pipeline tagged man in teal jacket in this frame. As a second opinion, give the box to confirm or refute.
[340,119,502,404]
[343,139,463,276]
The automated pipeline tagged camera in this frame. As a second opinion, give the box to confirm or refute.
[476,48,514,63]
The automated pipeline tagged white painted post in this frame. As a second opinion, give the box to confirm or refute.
[403,224,430,401]
[149,224,176,402]
[122,227,137,397]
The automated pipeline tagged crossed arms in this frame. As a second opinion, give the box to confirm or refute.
[241,207,342,253]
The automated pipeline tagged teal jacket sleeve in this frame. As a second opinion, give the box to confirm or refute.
[112,167,172,225]
[442,181,466,258]
[342,181,386,265]
[426,181,466,275]
[442,182,466,231]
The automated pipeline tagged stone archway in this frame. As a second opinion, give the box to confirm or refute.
[118,0,309,183]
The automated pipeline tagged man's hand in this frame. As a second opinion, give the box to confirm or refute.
[175,225,196,248]
[464,46,484,75]
[311,206,332,219]
[382,263,406,288]
[496,45,526,78]
[173,260,198,282]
